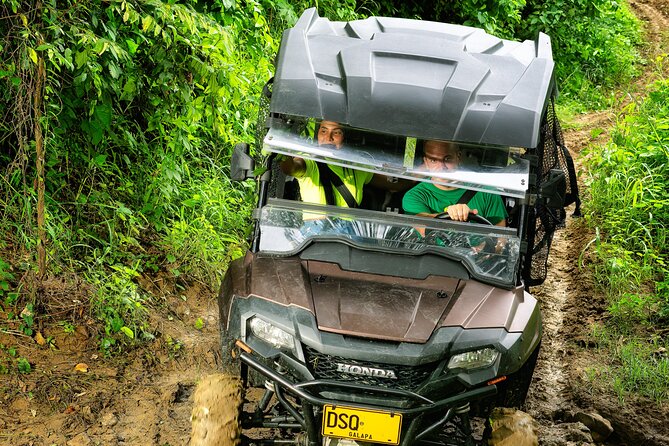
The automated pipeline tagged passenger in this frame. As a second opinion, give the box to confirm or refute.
[280,120,408,209]
[402,140,507,226]
[280,120,370,208]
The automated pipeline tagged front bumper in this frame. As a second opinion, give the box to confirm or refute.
[238,344,498,446]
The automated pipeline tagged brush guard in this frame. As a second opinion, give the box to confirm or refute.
[238,350,497,446]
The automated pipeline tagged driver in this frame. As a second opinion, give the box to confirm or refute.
[402,139,507,226]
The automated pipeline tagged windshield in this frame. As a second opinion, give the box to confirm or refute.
[263,119,530,198]
[259,200,520,286]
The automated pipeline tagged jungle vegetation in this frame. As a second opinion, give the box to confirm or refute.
[0,0,666,400]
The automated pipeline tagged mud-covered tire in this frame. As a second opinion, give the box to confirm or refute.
[497,343,540,409]
[219,321,239,375]
[472,343,541,418]
[219,319,266,387]
[190,374,242,446]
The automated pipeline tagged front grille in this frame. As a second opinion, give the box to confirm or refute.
[304,346,435,392]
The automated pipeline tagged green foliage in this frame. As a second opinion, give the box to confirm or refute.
[521,0,641,107]
[16,356,32,374]
[0,258,13,298]
[58,320,76,334]
[0,344,32,375]
[262,0,360,23]
[161,164,254,285]
[1,0,282,351]
[585,71,669,327]
[20,303,34,336]
[444,0,526,39]
[589,325,669,402]
[3,0,273,241]
[194,317,204,330]
[0,259,34,343]
[86,262,148,354]
[582,63,669,403]
[367,0,526,37]
[165,334,184,357]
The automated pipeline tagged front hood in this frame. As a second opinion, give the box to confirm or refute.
[243,256,533,344]
[307,261,460,343]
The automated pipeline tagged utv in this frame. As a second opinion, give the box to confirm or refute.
[194,8,578,446]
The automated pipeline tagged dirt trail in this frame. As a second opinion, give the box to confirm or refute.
[2,1,669,445]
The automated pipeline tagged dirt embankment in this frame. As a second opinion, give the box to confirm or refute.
[0,275,221,445]
[2,1,669,445]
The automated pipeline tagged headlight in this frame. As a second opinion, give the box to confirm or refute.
[249,317,295,350]
[447,348,499,370]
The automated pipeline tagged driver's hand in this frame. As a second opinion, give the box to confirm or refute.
[495,237,508,254]
[444,204,477,222]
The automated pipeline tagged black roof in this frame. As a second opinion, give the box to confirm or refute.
[270,8,555,148]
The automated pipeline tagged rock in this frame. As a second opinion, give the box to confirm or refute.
[100,411,118,427]
[488,408,539,446]
[81,405,95,423]
[67,432,92,446]
[563,421,594,443]
[574,411,613,442]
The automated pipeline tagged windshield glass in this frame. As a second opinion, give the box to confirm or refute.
[259,200,520,286]
[263,118,530,198]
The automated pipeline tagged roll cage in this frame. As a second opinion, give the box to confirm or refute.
[232,7,579,288]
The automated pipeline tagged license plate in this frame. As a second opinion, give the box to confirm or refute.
[322,405,402,445]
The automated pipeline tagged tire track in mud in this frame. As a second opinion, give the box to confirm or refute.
[524,208,590,444]
[631,0,669,54]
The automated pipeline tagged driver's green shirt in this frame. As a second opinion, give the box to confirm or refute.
[402,183,507,225]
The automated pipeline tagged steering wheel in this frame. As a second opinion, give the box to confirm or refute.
[435,211,493,226]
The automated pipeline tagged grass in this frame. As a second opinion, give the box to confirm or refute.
[588,324,669,403]
[582,66,669,402]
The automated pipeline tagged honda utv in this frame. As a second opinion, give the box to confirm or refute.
[194,8,578,446]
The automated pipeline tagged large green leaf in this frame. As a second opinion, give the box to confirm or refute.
[94,103,112,129]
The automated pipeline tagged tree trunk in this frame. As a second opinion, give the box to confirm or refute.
[34,45,46,278]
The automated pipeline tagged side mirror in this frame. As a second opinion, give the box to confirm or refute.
[230,143,255,181]
[539,169,567,208]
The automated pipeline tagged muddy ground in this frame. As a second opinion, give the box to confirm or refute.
[2,1,669,445]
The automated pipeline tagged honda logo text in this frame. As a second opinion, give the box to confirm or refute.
[336,363,397,379]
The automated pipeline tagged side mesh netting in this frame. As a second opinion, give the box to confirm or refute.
[256,78,285,201]
[258,78,303,202]
[523,97,581,286]
[256,78,273,158]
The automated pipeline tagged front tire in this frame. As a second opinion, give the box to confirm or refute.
[472,343,540,418]
[496,343,540,409]
[190,374,242,446]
